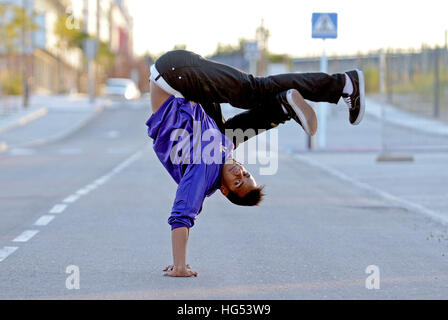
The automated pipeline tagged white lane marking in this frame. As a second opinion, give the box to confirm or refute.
[2,150,143,263]
[85,183,98,191]
[93,179,105,186]
[94,176,110,186]
[0,247,18,262]
[77,184,98,195]
[49,204,67,214]
[13,230,39,243]
[63,194,80,203]
[9,148,36,156]
[76,188,90,196]
[111,151,142,174]
[34,215,55,226]
[295,155,448,226]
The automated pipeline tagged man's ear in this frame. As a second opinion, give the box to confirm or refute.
[220,185,229,196]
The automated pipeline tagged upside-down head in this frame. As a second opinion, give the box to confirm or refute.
[220,159,265,206]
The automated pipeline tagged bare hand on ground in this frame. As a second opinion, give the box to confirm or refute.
[163,264,198,277]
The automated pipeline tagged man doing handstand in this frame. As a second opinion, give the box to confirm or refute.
[146,50,365,277]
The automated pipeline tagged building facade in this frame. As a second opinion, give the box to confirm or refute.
[0,0,134,96]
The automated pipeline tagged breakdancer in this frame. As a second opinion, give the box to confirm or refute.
[146,50,365,277]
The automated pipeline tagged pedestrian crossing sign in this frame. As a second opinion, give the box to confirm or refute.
[312,13,338,39]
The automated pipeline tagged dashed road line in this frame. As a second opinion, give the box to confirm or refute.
[76,188,91,196]
[74,183,99,197]
[34,215,56,226]
[63,194,80,203]
[13,230,39,243]
[9,148,36,156]
[0,150,144,264]
[0,247,18,262]
[85,183,98,191]
[93,177,109,186]
[49,204,67,214]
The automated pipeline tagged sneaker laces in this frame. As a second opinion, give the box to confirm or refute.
[343,95,353,109]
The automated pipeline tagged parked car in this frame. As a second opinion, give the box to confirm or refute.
[104,78,141,101]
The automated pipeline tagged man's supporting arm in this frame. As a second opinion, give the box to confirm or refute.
[165,165,209,278]
[163,227,198,277]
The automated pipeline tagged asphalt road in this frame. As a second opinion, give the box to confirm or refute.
[0,101,447,299]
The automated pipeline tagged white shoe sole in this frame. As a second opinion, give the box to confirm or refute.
[286,89,318,136]
[352,69,366,126]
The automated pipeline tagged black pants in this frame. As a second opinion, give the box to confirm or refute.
[154,50,346,145]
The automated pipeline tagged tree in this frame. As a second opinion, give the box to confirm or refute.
[95,40,115,73]
[53,13,86,50]
[54,13,116,73]
[0,3,37,53]
[211,38,248,56]
[173,44,187,50]
[0,3,38,96]
[54,13,115,93]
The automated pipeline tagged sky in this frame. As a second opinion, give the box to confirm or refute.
[127,0,448,58]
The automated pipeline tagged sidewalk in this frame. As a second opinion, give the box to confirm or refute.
[275,97,448,227]
[365,97,448,136]
[0,94,106,152]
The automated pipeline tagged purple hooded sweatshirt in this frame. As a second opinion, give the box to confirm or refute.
[146,96,234,230]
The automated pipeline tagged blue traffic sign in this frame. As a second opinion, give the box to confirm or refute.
[312,13,338,39]
[244,41,260,60]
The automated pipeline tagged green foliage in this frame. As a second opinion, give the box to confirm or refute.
[363,67,380,94]
[212,38,248,56]
[1,72,23,95]
[392,71,448,97]
[53,13,115,72]
[0,3,39,53]
[173,44,186,50]
[53,14,86,49]
[267,53,284,63]
[95,41,115,72]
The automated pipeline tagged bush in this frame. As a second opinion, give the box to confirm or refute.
[364,67,379,94]
[391,71,448,97]
[1,73,23,95]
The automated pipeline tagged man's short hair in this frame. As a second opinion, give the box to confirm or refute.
[226,186,265,207]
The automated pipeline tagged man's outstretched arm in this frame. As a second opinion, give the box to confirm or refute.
[165,165,208,278]
[163,227,198,277]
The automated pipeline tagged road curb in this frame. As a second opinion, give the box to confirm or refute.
[365,98,448,137]
[0,105,105,152]
[0,107,48,135]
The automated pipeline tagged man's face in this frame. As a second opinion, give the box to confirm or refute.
[220,159,257,197]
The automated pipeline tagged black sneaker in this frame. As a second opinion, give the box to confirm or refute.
[276,89,317,136]
[342,69,366,125]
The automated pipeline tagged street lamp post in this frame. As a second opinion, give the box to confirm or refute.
[83,0,96,104]
[311,13,338,150]
[22,0,32,108]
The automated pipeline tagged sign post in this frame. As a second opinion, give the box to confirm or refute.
[244,41,260,76]
[312,13,338,150]
[84,39,98,104]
